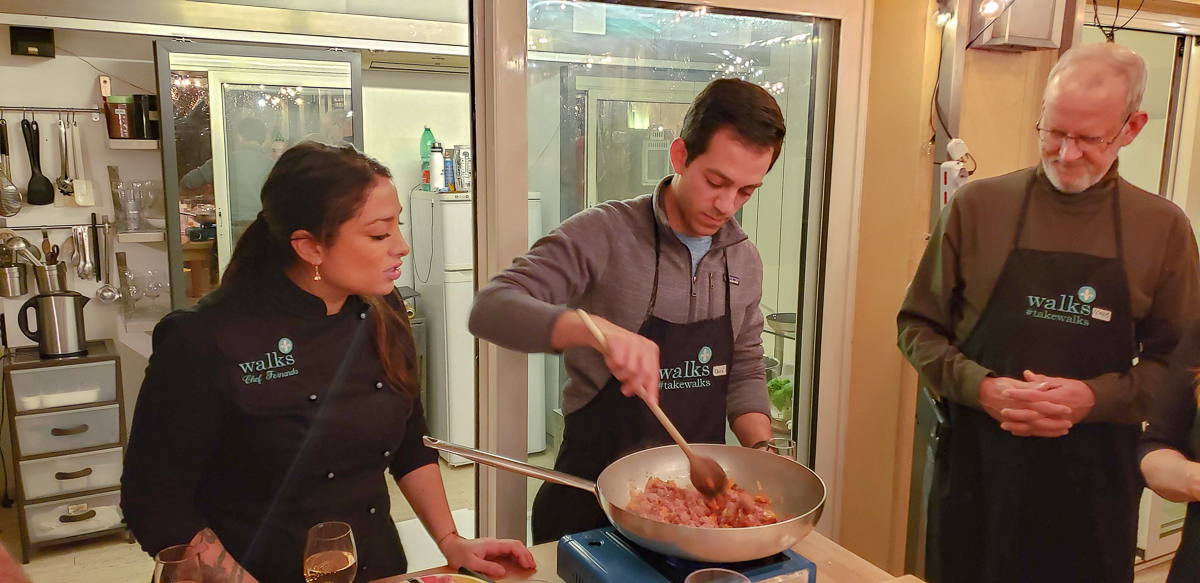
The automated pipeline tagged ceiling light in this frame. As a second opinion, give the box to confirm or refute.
[980,0,1002,17]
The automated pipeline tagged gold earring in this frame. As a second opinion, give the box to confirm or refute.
[313,264,322,281]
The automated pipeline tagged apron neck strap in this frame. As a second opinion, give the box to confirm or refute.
[723,249,731,316]
[648,201,663,318]
[1012,174,1037,251]
[1110,180,1125,262]
[1012,171,1126,263]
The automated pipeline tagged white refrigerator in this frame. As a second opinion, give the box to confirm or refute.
[413,190,547,466]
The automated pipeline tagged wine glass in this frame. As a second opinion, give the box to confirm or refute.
[122,268,142,314]
[154,544,202,583]
[304,522,357,583]
[144,269,164,309]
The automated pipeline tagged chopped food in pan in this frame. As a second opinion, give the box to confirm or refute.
[626,477,779,528]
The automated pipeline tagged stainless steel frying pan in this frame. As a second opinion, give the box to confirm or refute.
[423,437,826,563]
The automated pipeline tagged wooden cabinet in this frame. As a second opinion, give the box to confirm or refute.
[3,340,128,562]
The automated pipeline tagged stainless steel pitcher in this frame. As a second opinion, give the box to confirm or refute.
[18,291,89,358]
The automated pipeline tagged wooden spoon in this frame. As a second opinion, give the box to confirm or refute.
[575,309,729,497]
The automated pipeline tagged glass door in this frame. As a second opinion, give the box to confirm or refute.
[523,0,837,541]
[1084,24,1192,564]
[1081,26,1183,194]
[155,42,364,307]
[208,79,355,268]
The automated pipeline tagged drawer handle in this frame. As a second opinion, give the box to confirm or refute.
[50,424,89,437]
[55,468,93,480]
[59,509,97,523]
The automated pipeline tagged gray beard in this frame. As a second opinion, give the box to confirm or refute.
[1042,161,1103,194]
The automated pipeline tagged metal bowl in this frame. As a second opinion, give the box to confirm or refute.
[763,355,780,381]
[765,312,797,334]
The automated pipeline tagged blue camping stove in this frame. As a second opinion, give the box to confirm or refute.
[558,527,816,583]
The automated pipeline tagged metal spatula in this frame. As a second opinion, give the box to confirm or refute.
[576,309,729,497]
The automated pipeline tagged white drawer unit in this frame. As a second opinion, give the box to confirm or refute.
[19,448,123,501]
[3,340,128,563]
[24,490,124,544]
[9,360,118,412]
[14,405,121,457]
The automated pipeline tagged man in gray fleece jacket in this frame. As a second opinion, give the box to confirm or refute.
[469,79,783,543]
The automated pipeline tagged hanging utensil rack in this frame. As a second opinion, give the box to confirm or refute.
[0,106,104,122]
[0,219,110,234]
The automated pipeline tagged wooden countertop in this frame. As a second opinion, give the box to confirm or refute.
[376,532,919,583]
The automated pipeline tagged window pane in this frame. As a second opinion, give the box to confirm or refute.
[1082,26,1179,193]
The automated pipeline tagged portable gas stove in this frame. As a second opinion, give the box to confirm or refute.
[558,527,816,583]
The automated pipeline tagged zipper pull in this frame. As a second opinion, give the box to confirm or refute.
[709,273,713,288]
[691,275,698,297]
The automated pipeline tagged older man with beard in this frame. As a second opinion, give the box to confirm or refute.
[899,42,1200,583]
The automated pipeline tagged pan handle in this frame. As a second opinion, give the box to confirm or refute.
[423,436,597,493]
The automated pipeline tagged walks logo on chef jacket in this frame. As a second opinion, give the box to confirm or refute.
[237,337,300,385]
[1025,285,1112,327]
[659,346,727,391]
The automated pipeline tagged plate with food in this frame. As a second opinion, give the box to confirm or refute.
[407,575,488,583]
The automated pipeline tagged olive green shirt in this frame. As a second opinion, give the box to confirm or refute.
[898,164,1200,424]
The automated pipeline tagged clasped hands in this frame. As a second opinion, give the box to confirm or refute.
[978,370,1095,438]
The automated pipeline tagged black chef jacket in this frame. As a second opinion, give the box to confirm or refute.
[122,272,438,582]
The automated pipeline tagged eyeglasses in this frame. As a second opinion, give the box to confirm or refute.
[1035,113,1132,153]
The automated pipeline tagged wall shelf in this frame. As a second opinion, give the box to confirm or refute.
[116,230,164,244]
[122,308,168,333]
[105,139,158,151]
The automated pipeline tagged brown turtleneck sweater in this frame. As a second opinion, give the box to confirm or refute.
[898,164,1200,424]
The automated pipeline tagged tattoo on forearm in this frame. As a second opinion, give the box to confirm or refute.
[192,528,251,582]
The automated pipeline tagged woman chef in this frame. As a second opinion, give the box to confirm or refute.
[122,142,534,582]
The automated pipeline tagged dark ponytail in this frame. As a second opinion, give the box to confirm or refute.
[221,141,417,398]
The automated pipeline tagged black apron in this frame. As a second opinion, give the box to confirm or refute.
[531,206,734,544]
[1168,414,1200,582]
[927,175,1142,583]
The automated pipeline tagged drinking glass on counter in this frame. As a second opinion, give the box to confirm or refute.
[122,267,142,313]
[304,521,357,583]
[153,544,202,583]
[684,568,751,583]
[144,269,165,309]
[118,182,145,231]
[768,437,796,460]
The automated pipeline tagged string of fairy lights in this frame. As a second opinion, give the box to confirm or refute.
[527,2,812,97]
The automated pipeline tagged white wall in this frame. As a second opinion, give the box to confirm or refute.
[0,27,169,491]
[361,70,471,291]
[528,63,561,234]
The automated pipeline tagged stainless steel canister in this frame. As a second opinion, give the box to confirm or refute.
[0,263,26,298]
[34,262,69,294]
